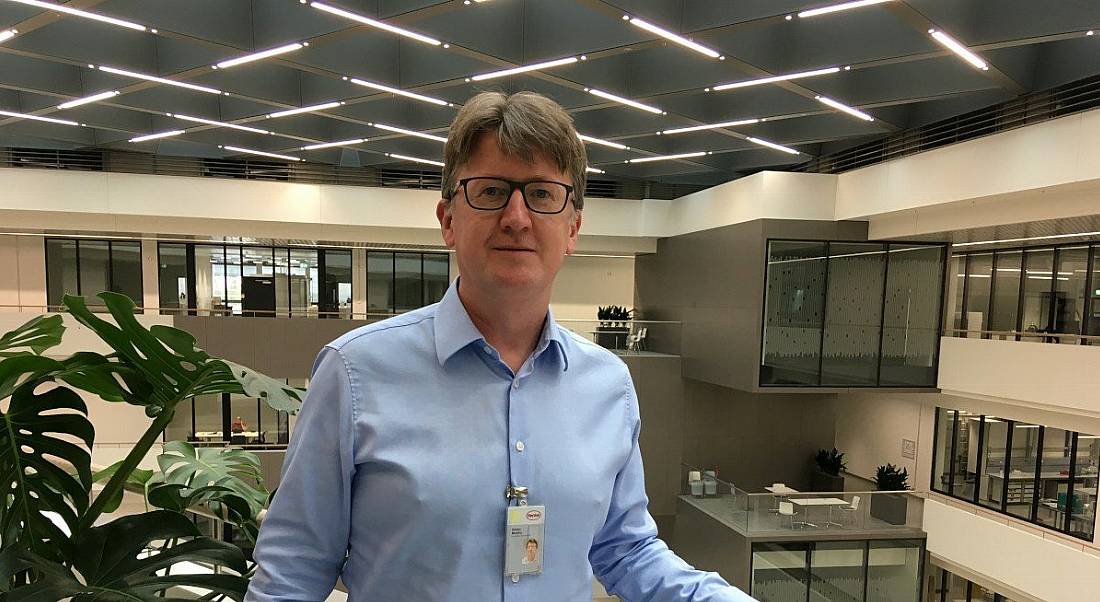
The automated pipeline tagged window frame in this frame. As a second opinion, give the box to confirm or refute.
[45,237,144,310]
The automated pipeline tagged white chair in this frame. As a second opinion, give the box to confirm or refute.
[778,501,801,529]
[626,327,648,352]
[841,495,861,527]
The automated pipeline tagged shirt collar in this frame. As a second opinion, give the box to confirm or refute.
[433,278,570,372]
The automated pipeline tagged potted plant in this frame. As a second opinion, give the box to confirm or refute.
[0,292,303,599]
[595,305,632,349]
[811,448,847,492]
[870,463,911,525]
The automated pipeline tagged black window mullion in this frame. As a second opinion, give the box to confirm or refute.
[874,243,890,385]
[973,415,986,505]
[1064,432,1079,534]
[106,240,115,295]
[1001,421,1014,513]
[947,409,959,494]
[221,392,231,443]
[804,544,811,602]
[185,244,197,315]
[938,568,947,602]
[931,407,943,493]
[190,397,196,439]
[74,239,82,296]
[391,252,397,315]
[959,254,971,332]
[1030,426,1045,522]
[861,540,870,602]
[1048,247,1061,335]
[986,251,999,340]
[1014,252,1027,340]
[256,397,262,438]
[1083,244,1096,341]
[965,581,972,602]
[420,253,426,309]
[817,242,831,386]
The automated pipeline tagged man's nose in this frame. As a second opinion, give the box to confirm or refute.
[498,186,533,230]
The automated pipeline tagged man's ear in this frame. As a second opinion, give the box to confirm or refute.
[564,209,582,255]
[437,199,456,248]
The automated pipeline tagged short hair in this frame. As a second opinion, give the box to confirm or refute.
[442,91,587,210]
[526,538,539,547]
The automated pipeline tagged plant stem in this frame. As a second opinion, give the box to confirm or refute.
[80,406,175,530]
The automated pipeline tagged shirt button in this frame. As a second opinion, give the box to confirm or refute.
[482,344,491,354]
[512,381,520,390]
[515,440,525,452]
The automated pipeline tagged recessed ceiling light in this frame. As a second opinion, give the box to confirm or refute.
[815,96,874,121]
[577,133,628,150]
[0,109,80,126]
[661,118,760,135]
[798,0,894,18]
[471,56,578,81]
[0,29,16,42]
[129,130,185,143]
[586,166,605,173]
[220,145,302,161]
[712,66,840,91]
[627,151,707,163]
[386,152,444,167]
[587,89,664,114]
[371,123,447,142]
[97,65,221,94]
[627,17,721,59]
[348,78,451,107]
[6,0,146,31]
[952,231,1100,247]
[268,101,343,118]
[57,90,119,109]
[302,138,366,150]
[169,113,270,134]
[747,136,800,155]
[310,2,441,46]
[929,29,988,70]
[214,43,304,69]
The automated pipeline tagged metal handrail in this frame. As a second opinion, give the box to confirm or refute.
[943,328,1100,343]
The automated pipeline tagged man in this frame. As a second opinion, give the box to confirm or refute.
[247,91,754,601]
[523,538,539,565]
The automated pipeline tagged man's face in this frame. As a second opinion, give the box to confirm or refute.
[437,132,581,296]
[525,541,538,560]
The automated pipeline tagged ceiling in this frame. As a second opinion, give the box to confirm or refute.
[2,0,1100,190]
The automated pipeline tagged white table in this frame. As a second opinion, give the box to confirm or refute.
[765,485,799,495]
[790,497,851,528]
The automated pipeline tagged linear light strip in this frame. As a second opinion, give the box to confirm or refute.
[97,65,221,94]
[627,17,721,59]
[661,118,759,135]
[712,66,840,91]
[798,0,894,18]
[58,90,119,109]
[348,78,451,107]
[6,0,146,31]
[371,122,446,142]
[815,96,874,121]
[169,113,269,134]
[578,133,628,150]
[930,29,988,71]
[129,130,185,143]
[387,152,443,167]
[0,29,16,42]
[310,2,441,46]
[302,138,366,150]
[586,88,664,115]
[952,231,1100,248]
[471,56,578,81]
[628,151,707,163]
[221,145,302,162]
[0,109,80,126]
[215,43,304,69]
[268,101,343,118]
[586,166,605,174]
[747,136,800,155]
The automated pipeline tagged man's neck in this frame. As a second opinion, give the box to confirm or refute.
[458,280,550,374]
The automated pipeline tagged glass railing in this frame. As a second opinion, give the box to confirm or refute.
[944,328,1100,346]
[556,319,681,355]
[680,464,923,535]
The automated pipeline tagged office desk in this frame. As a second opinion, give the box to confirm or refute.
[790,497,850,528]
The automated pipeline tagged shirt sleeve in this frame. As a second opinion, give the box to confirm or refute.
[588,373,757,602]
[246,346,356,602]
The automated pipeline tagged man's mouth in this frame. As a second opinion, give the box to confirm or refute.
[494,246,535,252]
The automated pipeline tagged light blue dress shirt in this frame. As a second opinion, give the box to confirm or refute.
[247,280,754,601]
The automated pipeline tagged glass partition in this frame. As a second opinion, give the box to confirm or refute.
[1053,246,1089,340]
[394,252,423,313]
[46,238,144,310]
[751,542,808,601]
[950,412,976,500]
[752,539,924,602]
[949,255,965,332]
[45,238,78,308]
[866,539,922,602]
[1035,427,1072,530]
[1088,249,1100,337]
[963,253,993,334]
[288,248,319,317]
[880,244,945,385]
[1071,432,1098,539]
[809,541,864,602]
[932,408,955,493]
[158,243,188,315]
[761,241,828,386]
[423,254,450,305]
[110,241,143,307]
[821,243,886,386]
[367,251,395,314]
[193,393,223,443]
[1004,422,1040,520]
[1020,249,1055,340]
[978,417,1008,510]
[321,249,352,318]
[990,250,1022,333]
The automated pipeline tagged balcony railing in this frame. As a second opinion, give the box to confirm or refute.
[944,328,1100,346]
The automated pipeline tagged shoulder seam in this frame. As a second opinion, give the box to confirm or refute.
[330,313,435,348]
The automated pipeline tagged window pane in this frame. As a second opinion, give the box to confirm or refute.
[45,239,79,309]
[990,251,1022,333]
[944,570,969,602]
[1053,246,1089,339]
[751,542,807,601]
[1004,422,1041,521]
[110,241,143,307]
[970,582,996,602]
[79,240,111,308]
[225,246,243,315]
[193,245,224,316]
[810,541,864,602]
[165,398,193,442]
[322,249,352,318]
[158,243,188,315]
[367,251,394,316]
[951,411,977,500]
[933,408,956,493]
[761,241,827,386]
[880,244,944,386]
[950,255,965,333]
[241,247,276,317]
[1020,249,1055,342]
[1071,432,1098,540]
[229,394,262,445]
[288,248,318,317]
[821,242,886,386]
[964,253,992,334]
[394,253,422,312]
[978,417,1009,510]
[193,393,223,443]
[1087,246,1100,339]
[1036,428,1072,531]
[423,253,450,305]
[866,539,921,602]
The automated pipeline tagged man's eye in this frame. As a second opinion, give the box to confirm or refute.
[483,187,506,196]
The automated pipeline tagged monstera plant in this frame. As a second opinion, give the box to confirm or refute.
[0,292,303,600]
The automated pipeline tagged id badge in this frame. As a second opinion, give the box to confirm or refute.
[504,504,545,580]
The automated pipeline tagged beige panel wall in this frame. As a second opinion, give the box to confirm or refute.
[833,392,932,487]
[0,235,47,311]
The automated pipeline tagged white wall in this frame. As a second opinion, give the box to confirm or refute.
[0,234,46,312]
[924,498,1100,602]
[833,393,934,489]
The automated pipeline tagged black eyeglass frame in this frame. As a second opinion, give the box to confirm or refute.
[453,177,575,215]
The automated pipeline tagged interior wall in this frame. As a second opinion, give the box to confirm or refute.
[834,392,933,489]
[0,235,46,312]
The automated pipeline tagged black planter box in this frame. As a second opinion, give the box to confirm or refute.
[594,327,630,350]
[869,493,908,526]
[810,469,845,493]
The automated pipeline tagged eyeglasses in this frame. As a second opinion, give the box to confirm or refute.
[454,177,574,214]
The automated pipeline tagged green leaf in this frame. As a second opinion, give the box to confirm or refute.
[156,441,268,521]
[5,510,248,601]
[90,460,156,514]
[63,293,302,415]
[0,354,93,563]
[0,314,64,358]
